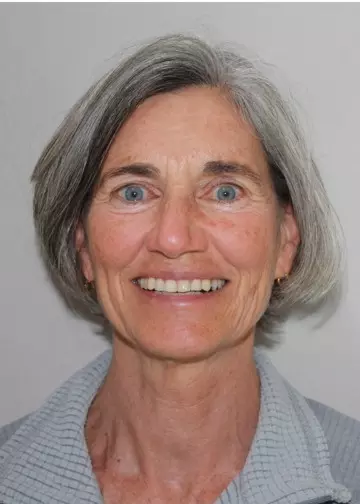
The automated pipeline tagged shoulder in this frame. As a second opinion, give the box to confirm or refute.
[306,398,360,501]
[0,415,30,449]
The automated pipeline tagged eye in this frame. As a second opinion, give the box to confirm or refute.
[215,185,239,201]
[119,185,146,202]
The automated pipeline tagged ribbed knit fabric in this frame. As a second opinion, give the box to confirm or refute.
[0,348,358,504]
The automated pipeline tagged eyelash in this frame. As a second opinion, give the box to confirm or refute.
[112,183,154,202]
[112,181,245,204]
[208,182,244,202]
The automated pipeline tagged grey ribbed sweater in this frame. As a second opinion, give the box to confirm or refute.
[0,348,359,504]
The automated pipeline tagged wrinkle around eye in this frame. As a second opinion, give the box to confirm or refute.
[194,182,255,213]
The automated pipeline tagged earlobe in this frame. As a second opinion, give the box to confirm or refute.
[76,224,94,283]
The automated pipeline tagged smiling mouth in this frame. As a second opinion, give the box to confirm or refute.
[132,278,228,294]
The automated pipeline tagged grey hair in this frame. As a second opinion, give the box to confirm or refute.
[32,33,343,334]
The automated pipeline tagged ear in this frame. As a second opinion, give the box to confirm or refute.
[75,223,94,283]
[275,205,300,279]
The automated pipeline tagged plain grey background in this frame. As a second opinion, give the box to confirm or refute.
[0,3,359,426]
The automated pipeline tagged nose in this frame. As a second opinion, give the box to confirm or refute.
[145,196,208,259]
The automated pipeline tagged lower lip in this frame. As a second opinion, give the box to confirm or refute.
[133,282,228,303]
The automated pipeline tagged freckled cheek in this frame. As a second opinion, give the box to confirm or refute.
[87,213,147,269]
[210,216,276,268]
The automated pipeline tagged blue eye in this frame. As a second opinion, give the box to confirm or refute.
[121,185,145,202]
[215,185,237,201]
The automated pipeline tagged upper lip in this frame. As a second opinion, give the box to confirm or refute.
[133,271,228,281]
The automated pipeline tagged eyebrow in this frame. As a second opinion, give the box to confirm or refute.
[98,160,262,188]
[98,163,161,189]
[202,161,263,186]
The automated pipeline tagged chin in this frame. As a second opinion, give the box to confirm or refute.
[115,324,241,364]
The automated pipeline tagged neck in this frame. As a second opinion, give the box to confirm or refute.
[85,334,260,500]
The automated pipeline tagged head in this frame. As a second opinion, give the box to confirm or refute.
[32,34,342,359]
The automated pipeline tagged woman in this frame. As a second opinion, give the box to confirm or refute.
[0,34,359,504]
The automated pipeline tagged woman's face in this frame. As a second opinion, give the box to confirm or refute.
[78,87,298,361]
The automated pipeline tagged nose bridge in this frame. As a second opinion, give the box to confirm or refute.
[147,193,206,257]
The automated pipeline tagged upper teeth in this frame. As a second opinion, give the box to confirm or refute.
[137,278,226,293]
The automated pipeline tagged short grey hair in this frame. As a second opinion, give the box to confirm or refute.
[32,33,343,334]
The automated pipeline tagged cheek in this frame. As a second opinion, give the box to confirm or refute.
[86,209,147,271]
[210,212,278,271]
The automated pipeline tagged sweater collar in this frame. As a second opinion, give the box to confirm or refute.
[215,348,352,504]
[0,348,352,504]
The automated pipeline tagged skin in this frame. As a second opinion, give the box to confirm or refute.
[77,86,299,503]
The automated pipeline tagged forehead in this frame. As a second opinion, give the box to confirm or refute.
[103,86,268,174]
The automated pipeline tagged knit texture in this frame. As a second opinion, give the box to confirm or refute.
[0,348,358,504]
